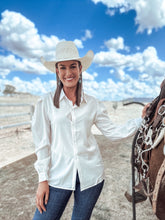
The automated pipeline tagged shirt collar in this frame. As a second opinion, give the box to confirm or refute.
[60,89,87,104]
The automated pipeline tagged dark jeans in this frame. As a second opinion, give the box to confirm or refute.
[33,174,104,220]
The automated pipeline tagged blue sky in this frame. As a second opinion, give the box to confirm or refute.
[0,0,165,100]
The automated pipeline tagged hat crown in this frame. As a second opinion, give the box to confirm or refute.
[41,40,94,73]
[56,41,79,61]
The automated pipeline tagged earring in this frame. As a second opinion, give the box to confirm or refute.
[58,80,61,86]
[79,78,82,83]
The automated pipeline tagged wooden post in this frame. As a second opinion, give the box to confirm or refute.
[30,105,35,120]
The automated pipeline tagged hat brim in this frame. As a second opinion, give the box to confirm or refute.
[41,50,94,73]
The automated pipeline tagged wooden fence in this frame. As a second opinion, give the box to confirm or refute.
[0,103,34,130]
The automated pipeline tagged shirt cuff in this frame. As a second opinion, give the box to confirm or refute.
[38,172,49,183]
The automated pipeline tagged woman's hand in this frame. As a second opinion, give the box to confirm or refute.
[142,103,150,118]
[36,181,49,214]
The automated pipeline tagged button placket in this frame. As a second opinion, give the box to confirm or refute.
[71,107,79,189]
[71,107,77,155]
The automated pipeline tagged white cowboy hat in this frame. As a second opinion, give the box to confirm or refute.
[41,41,94,73]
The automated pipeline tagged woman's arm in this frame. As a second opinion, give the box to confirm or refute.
[32,97,51,213]
[94,100,142,142]
[32,97,51,182]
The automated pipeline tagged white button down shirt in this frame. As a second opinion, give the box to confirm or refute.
[32,90,142,191]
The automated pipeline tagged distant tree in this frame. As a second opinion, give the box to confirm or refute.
[3,84,16,96]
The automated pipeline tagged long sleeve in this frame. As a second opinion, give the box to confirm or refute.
[32,98,51,182]
[94,100,142,142]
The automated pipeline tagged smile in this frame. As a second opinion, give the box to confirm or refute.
[65,77,74,81]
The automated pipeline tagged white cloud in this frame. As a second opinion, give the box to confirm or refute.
[0,77,56,96]
[83,76,161,101]
[0,72,162,101]
[136,46,140,51]
[82,30,93,41]
[73,39,84,48]
[0,10,60,76]
[134,0,165,34]
[91,0,165,34]
[94,44,165,82]
[0,54,48,77]
[105,36,129,51]
[0,10,87,77]
[0,10,43,58]
[0,10,85,58]
[83,71,97,81]
[91,0,129,8]
[106,9,115,16]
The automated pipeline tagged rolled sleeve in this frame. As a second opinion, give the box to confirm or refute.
[94,100,142,142]
[32,97,51,182]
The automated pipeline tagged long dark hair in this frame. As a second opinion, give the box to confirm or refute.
[54,61,82,108]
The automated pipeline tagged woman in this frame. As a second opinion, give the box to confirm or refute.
[32,41,143,220]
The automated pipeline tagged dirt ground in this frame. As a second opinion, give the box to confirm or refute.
[0,135,157,220]
[0,95,158,219]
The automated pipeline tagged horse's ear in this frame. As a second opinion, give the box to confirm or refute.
[160,79,165,89]
[160,85,165,100]
[159,79,165,100]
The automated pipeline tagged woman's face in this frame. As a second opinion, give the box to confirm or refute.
[56,60,82,89]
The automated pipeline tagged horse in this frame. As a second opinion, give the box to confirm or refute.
[148,135,165,219]
[132,81,165,220]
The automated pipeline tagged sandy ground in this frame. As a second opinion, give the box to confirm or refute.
[0,95,158,219]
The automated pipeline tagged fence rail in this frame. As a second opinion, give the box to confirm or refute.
[0,112,31,119]
[0,103,32,107]
[0,103,34,130]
